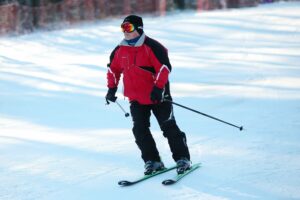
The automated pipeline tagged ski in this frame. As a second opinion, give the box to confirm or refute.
[118,165,177,186]
[162,162,201,185]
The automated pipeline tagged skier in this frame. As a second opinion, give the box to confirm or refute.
[105,15,191,175]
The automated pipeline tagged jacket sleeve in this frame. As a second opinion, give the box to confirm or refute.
[146,38,171,89]
[107,46,122,88]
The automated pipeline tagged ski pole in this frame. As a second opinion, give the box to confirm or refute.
[164,99,243,131]
[106,98,130,117]
[115,100,130,117]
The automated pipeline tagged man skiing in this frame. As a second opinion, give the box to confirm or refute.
[105,15,191,175]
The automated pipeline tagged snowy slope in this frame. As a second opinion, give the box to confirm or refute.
[1,2,300,200]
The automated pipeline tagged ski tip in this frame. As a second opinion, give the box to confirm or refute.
[118,180,133,186]
[162,179,176,185]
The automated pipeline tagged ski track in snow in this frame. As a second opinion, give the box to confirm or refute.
[1,2,300,200]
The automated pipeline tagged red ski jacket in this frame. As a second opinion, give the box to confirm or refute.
[107,34,172,105]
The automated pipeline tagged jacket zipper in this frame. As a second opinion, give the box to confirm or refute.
[133,50,137,66]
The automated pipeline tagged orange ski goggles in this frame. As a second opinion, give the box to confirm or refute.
[121,22,135,33]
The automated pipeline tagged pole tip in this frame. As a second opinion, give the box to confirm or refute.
[239,126,243,131]
[125,113,130,117]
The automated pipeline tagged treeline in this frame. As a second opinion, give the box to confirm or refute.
[0,0,286,35]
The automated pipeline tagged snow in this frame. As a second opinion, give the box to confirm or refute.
[1,2,300,200]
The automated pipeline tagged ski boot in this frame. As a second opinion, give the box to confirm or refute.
[144,161,165,175]
[176,157,191,174]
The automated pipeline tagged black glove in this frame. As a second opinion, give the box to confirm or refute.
[150,86,164,103]
[105,87,117,103]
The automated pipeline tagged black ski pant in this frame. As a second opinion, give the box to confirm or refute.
[130,101,190,163]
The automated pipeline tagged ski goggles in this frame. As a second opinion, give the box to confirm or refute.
[121,22,135,33]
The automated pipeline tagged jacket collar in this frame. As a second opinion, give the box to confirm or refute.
[120,33,146,47]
